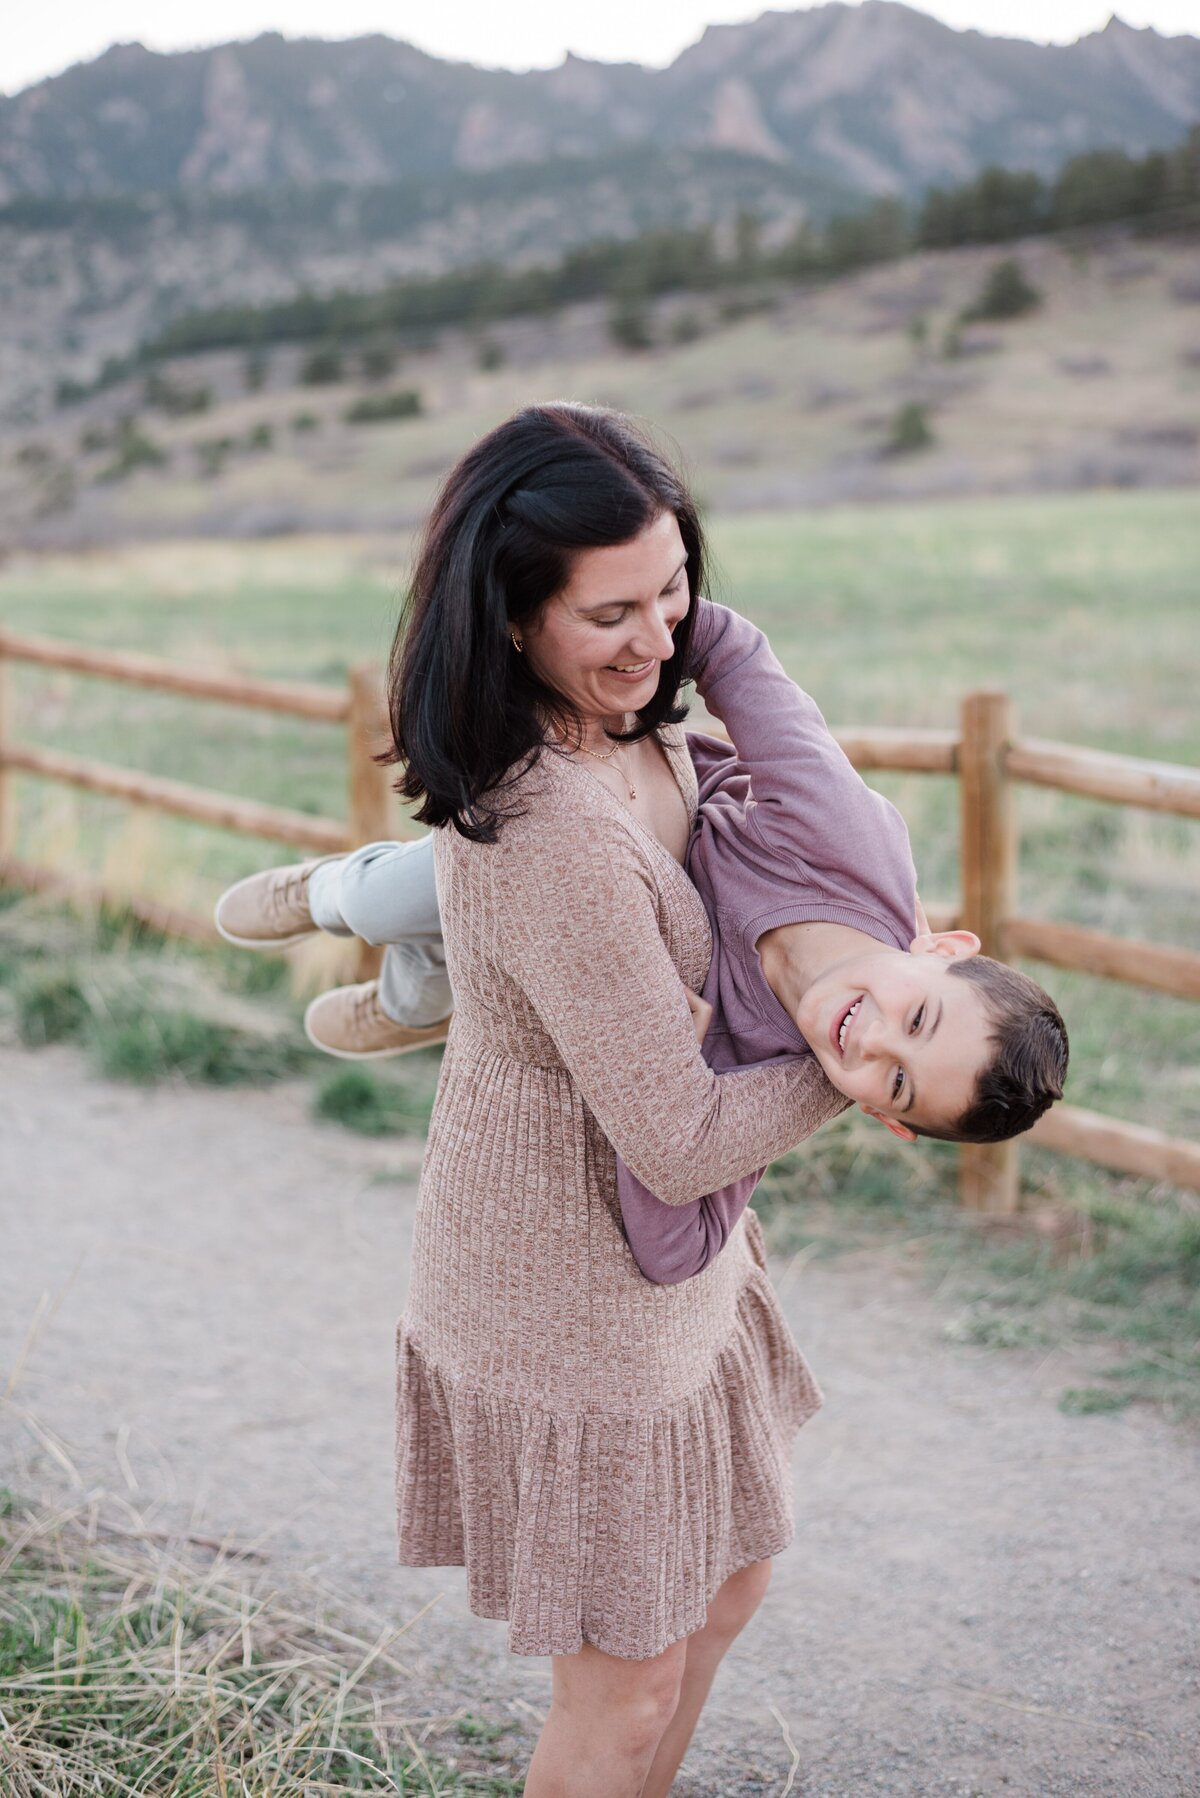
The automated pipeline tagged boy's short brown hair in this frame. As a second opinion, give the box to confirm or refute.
[912,956,1068,1145]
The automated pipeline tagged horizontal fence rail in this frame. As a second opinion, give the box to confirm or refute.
[1007,737,1200,819]
[830,727,959,774]
[2,742,351,854]
[0,627,349,722]
[0,636,1196,1210]
[1029,1106,1200,1192]
[1002,917,1200,1004]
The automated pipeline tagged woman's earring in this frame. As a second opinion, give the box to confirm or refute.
[510,632,523,654]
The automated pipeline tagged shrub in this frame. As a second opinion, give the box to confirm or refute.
[244,348,269,391]
[55,376,91,407]
[359,341,398,380]
[608,293,653,352]
[300,345,345,385]
[314,1067,398,1135]
[716,291,779,325]
[91,1005,307,1085]
[669,309,705,346]
[962,256,1041,322]
[78,424,112,454]
[35,464,76,516]
[97,421,167,482]
[16,971,91,1046]
[143,371,210,416]
[1059,1387,1133,1416]
[213,948,290,996]
[290,411,320,433]
[314,1059,440,1136]
[886,401,935,455]
[195,436,235,477]
[246,422,274,450]
[344,389,422,425]
[476,336,505,371]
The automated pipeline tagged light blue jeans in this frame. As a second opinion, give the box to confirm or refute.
[307,837,450,1026]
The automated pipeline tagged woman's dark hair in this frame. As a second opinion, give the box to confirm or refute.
[383,402,707,841]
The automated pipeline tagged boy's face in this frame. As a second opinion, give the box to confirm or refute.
[794,932,990,1140]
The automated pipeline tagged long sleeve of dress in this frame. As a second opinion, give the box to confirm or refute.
[490,796,842,1207]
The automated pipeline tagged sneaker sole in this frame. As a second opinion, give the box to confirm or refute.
[214,917,318,951]
[303,996,450,1060]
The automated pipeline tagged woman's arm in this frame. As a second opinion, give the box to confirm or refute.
[491,802,845,1206]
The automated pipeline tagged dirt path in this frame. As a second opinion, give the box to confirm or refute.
[2,1041,1196,1796]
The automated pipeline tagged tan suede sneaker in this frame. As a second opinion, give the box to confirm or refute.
[214,855,342,950]
[304,981,451,1059]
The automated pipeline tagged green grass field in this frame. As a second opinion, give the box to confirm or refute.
[2,488,1196,1126]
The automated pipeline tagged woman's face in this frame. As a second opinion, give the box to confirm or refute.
[521,510,690,725]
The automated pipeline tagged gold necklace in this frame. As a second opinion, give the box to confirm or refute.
[555,722,638,802]
[577,737,637,802]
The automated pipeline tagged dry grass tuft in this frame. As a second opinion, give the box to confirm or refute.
[0,1489,512,1796]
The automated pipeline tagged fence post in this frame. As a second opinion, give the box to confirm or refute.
[346,664,393,983]
[958,690,1020,1214]
[0,640,13,867]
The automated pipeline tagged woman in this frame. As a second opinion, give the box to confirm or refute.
[385,403,843,1795]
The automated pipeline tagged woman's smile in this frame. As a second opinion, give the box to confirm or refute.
[520,509,690,725]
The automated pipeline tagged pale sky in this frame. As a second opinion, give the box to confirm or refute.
[3,0,1197,97]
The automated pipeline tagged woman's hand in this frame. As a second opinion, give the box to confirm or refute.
[684,986,713,1046]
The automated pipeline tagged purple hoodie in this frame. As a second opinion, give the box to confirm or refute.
[615,599,919,1283]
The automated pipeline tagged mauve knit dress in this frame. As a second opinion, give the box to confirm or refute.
[394,726,845,1660]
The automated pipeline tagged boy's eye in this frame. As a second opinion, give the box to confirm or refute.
[892,1066,905,1101]
[909,1003,925,1034]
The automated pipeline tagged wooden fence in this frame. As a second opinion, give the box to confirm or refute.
[0,630,398,981]
[1,626,1198,1212]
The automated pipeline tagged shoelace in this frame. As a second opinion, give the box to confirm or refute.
[268,865,310,925]
[352,986,384,1032]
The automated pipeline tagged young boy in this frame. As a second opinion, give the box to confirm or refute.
[216,599,1067,1283]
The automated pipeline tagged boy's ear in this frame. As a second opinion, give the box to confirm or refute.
[908,928,982,960]
[858,1102,918,1144]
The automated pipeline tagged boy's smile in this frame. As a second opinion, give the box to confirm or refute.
[759,923,991,1139]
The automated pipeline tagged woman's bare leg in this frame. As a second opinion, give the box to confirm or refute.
[524,1636,689,1798]
[638,1558,773,1798]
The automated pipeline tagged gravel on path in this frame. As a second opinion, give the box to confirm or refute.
[2,1041,1196,1797]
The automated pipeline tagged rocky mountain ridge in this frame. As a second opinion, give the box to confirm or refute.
[3,4,1198,204]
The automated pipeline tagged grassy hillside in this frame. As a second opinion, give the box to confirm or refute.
[4,233,1198,546]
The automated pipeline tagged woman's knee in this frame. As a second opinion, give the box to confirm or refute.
[701,1557,773,1648]
[552,1636,687,1749]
